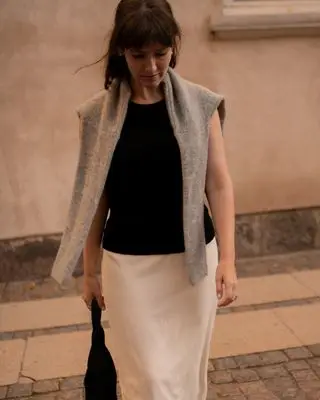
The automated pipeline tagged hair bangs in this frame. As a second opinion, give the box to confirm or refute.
[118,11,175,50]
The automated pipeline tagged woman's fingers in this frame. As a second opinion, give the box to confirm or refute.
[217,281,237,307]
[82,293,93,310]
[97,294,106,311]
[215,273,223,301]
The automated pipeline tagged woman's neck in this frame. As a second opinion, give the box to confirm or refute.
[130,81,164,105]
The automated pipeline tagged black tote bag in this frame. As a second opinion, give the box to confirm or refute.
[84,298,118,399]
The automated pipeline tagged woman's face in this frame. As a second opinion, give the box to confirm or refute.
[124,43,173,89]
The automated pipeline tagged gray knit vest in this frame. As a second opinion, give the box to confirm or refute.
[51,68,225,286]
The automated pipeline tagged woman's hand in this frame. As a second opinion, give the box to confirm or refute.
[82,275,106,311]
[215,261,238,307]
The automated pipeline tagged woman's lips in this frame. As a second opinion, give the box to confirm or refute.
[140,74,159,79]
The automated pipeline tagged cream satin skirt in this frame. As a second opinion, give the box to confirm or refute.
[101,239,218,400]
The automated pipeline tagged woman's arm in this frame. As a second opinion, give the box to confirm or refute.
[205,109,237,307]
[82,190,109,310]
[77,114,109,277]
[77,116,109,310]
[83,190,109,278]
[205,110,235,263]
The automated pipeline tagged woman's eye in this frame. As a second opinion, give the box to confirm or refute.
[156,51,168,57]
[131,51,167,59]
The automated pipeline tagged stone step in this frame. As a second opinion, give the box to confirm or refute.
[1,270,320,335]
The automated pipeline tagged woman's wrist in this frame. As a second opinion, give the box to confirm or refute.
[84,269,97,278]
[218,256,235,266]
[217,243,235,266]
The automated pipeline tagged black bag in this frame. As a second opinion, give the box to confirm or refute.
[84,298,118,399]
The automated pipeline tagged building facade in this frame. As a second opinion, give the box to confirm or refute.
[0,0,319,280]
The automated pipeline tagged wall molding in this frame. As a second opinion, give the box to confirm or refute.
[210,0,320,39]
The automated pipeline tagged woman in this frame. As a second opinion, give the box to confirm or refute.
[51,0,238,398]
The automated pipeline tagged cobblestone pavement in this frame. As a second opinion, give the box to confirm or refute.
[0,344,320,399]
[1,249,320,304]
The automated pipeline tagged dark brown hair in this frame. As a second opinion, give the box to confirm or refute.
[101,0,181,89]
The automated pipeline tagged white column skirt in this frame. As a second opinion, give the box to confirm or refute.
[101,239,219,400]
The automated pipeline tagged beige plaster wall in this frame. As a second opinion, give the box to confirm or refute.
[0,0,319,239]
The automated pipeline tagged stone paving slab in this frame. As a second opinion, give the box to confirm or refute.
[292,270,320,296]
[234,272,317,307]
[1,249,319,304]
[1,344,320,399]
[0,340,26,386]
[211,308,301,358]
[274,303,320,346]
[0,297,95,333]
[22,331,91,381]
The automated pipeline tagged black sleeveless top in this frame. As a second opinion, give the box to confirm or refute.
[102,99,215,255]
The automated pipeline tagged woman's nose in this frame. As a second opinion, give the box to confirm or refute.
[144,56,157,73]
